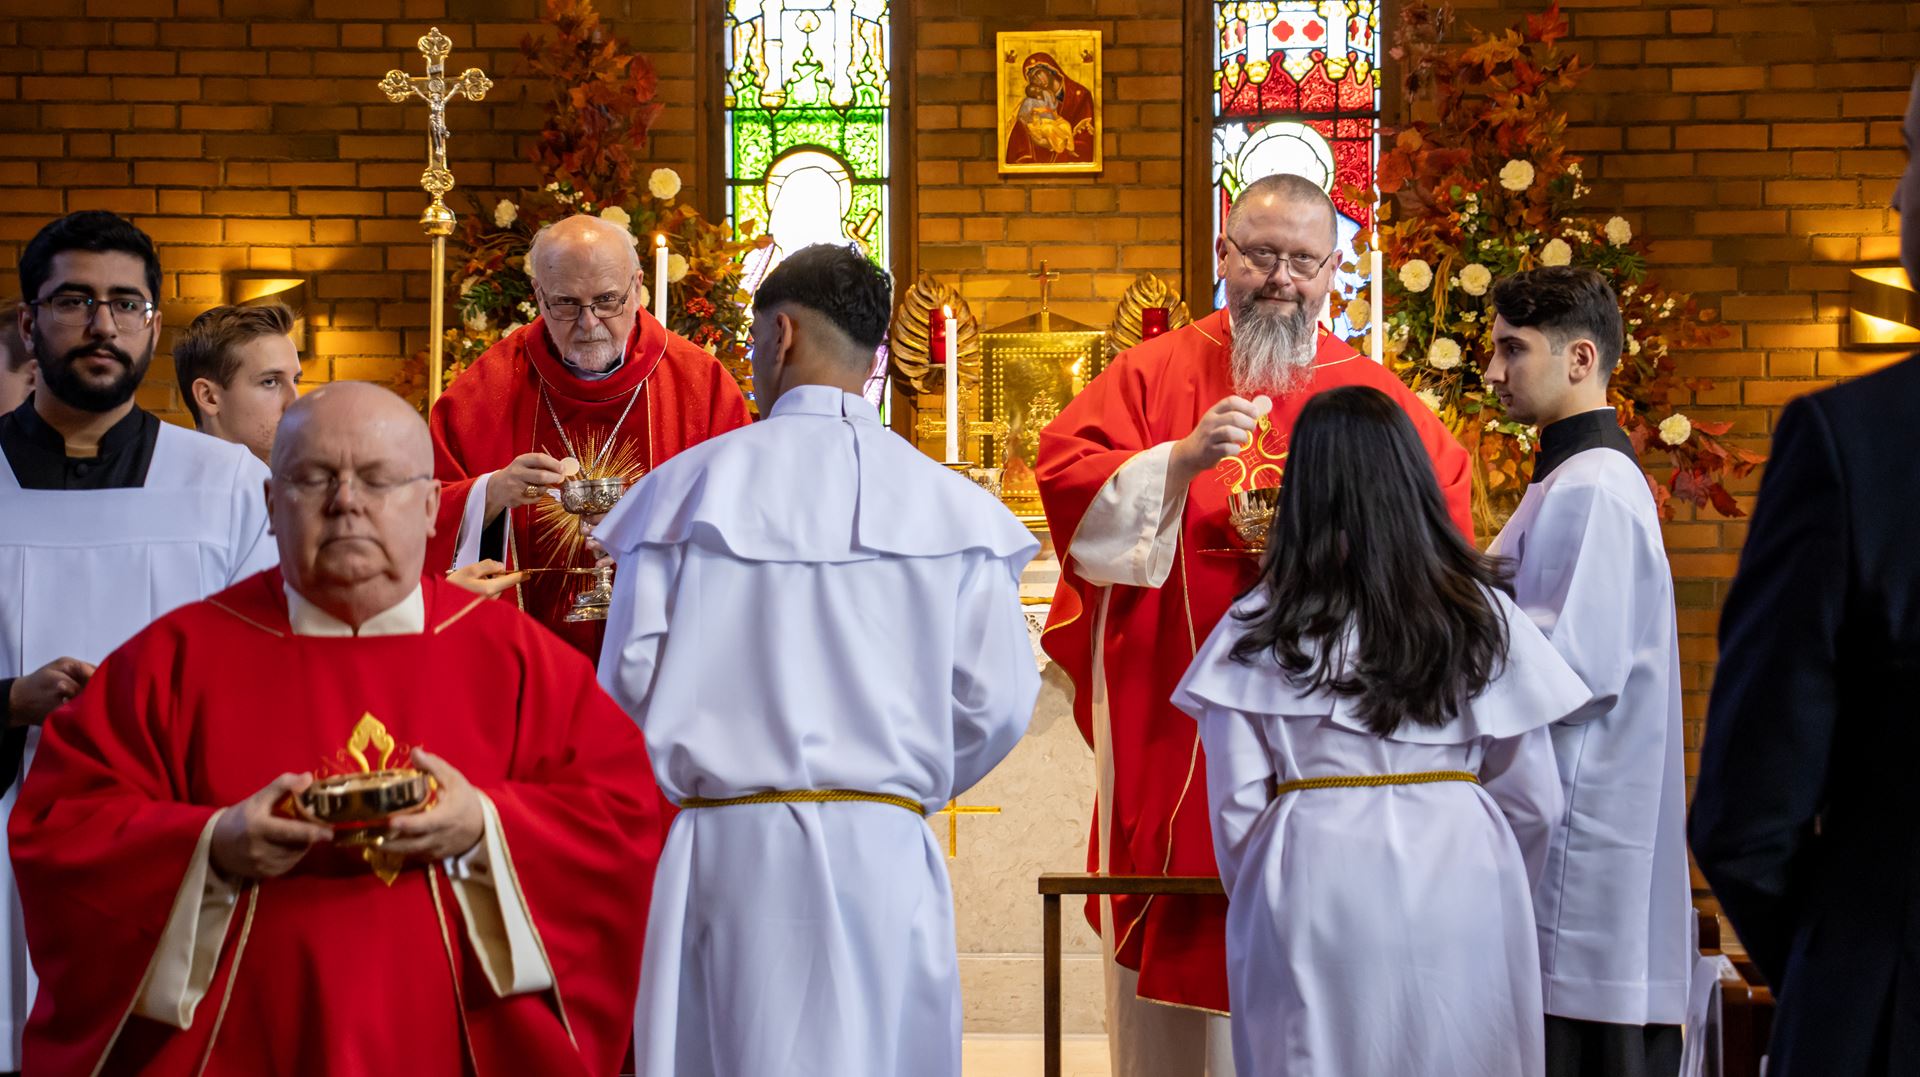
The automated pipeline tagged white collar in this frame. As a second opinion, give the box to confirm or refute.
[284,583,426,637]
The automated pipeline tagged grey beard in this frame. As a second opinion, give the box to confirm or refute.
[1230,297,1317,396]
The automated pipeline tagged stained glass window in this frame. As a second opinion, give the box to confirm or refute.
[724,0,890,290]
[1211,2,1381,319]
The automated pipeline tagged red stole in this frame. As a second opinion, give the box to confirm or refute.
[11,570,664,1077]
[1035,310,1474,1011]
[428,312,751,657]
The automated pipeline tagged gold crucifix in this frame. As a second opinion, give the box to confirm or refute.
[930,798,1001,859]
[379,28,491,406]
[1030,260,1061,333]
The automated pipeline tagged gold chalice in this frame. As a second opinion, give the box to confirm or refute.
[1227,487,1281,552]
[558,476,629,622]
[298,768,432,846]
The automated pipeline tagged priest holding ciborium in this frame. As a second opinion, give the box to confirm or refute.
[9,383,664,1076]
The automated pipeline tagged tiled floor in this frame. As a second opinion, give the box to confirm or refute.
[962,1036,1110,1077]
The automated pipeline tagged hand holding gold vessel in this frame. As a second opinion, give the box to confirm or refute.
[212,771,333,881]
[378,749,484,861]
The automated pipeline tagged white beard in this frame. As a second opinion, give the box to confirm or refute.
[1230,297,1317,396]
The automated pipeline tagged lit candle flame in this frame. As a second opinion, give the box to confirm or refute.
[654,233,666,250]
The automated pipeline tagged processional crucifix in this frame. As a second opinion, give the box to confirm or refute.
[379,29,492,406]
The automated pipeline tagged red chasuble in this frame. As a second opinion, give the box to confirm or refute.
[1035,309,1473,1012]
[428,311,751,657]
[11,571,664,1077]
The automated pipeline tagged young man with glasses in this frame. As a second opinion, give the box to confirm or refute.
[0,211,277,1071]
[1034,173,1473,1077]
[426,213,749,658]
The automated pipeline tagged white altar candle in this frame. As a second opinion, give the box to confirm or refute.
[1369,247,1384,364]
[943,305,959,463]
[653,234,669,325]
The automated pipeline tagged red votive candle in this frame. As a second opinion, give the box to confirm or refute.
[1142,307,1170,339]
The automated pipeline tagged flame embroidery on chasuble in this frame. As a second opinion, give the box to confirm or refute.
[1214,413,1290,494]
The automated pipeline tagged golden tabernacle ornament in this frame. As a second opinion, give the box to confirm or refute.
[887,274,983,395]
[298,713,434,885]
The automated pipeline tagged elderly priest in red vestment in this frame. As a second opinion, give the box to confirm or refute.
[1036,173,1474,1076]
[10,381,664,1076]
[428,213,750,657]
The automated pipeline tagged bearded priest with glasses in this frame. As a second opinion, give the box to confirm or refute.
[427,214,750,658]
[0,211,279,1071]
[1033,174,1475,1076]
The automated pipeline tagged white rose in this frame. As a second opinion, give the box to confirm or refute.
[648,167,683,201]
[1627,335,1642,356]
[1605,216,1633,247]
[1540,238,1573,267]
[493,199,517,228]
[463,310,488,332]
[1499,159,1536,192]
[517,301,537,318]
[1416,388,1443,413]
[667,253,690,283]
[599,205,632,228]
[1426,337,1463,370]
[1343,297,1370,328]
[1398,259,1434,294]
[1458,263,1492,296]
[1658,413,1692,446]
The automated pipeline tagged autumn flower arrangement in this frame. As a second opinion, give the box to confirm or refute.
[1347,2,1760,528]
[400,0,768,406]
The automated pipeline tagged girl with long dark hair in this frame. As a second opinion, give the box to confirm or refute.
[1172,385,1592,1076]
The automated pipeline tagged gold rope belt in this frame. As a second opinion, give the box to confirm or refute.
[678,789,927,817]
[1273,770,1481,797]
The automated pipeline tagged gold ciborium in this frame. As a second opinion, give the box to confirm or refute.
[558,476,628,622]
[297,768,432,846]
[1227,487,1281,552]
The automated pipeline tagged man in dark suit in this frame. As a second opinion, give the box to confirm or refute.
[1689,72,1920,1077]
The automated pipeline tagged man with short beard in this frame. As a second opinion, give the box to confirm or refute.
[1034,173,1472,1077]
[427,213,749,657]
[0,210,277,1071]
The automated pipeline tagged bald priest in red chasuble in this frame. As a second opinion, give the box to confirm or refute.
[10,383,664,1077]
[427,214,750,658]
[1036,174,1474,1074]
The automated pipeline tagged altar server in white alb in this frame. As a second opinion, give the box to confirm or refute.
[1174,385,1590,1077]
[596,243,1040,1077]
[1484,267,1691,1077]
[0,211,275,1066]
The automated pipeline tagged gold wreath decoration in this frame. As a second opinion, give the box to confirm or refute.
[889,273,983,395]
[1104,272,1193,362]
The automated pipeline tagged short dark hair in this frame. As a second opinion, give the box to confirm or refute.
[1490,267,1623,378]
[173,303,295,425]
[19,211,162,303]
[1230,385,1513,737]
[753,243,892,353]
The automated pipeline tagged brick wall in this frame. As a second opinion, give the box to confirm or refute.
[0,0,705,424]
[2,0,1911,781]
[1438,0,1914,787]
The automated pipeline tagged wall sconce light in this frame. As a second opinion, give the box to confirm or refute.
[1849,267,1920,348]
[226,273,311,355]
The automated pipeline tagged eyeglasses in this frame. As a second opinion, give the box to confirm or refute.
[30,294,157,332]
[1224,238,1338,280]
[541,286,632,323]
[276,472,433,502]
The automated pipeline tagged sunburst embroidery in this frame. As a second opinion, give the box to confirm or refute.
[533,426,650,572]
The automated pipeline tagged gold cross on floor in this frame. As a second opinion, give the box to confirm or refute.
[930,798,1001,859]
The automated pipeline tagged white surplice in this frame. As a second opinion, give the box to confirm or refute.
[1172,588,1592,1077]
[1489,440,1693,1027]
[595,384,1040,1077]
[0,422,276,1066]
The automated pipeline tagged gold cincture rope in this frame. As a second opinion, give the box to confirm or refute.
[680,789,927,817]
[1274,770,1480,798]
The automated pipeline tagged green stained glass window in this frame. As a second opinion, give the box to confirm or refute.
[725,0,891,289]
